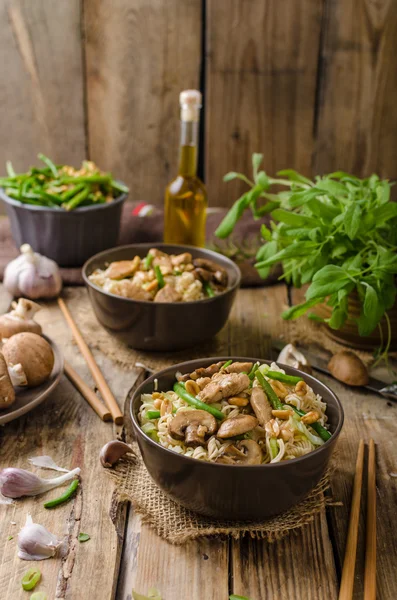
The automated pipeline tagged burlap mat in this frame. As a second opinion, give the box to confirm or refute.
[106,447,336,545]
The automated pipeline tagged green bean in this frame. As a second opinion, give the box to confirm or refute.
[44,479,79,509]
[265,370,303,385]
[111,180,129,194]
[173,383,225,420]
[60,175,111,185]
[229,595,252,600]
[65,187,91,211]
[144,253,154,270]
[38,153,58,178]
[21,567,41,591]
[222,359,233,369]
[248,362,260,380]
[154,265,165,289]
[6,161,16,177]
[287,405,331,442]
[203,281,215,297]
[147,410,161,420]
[60,183,86,201]
[256,371,284,410]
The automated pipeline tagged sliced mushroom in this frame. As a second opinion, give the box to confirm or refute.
[198,373,250,404]
[217,414,258,439]
[105,257,140,280]
[154,284,182,303]
[0,352,15,410]
[168,410,217,447]
[2,332,54,387]
[0,298,42,340]
[216,440,262,465]
[193,258,228,287]
[277,343,312,374]
[328,351,369,386]
[249,385,273,426]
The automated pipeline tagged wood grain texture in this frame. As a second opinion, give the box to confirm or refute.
[314,0,397,178]
[205,0,323,207]
[84,0,202,203]
[0,0,86,172]
[0,291,140,599]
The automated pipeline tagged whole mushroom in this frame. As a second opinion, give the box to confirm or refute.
[0,353,15,409]
[328,351,369,386]
[0,298,42,341]
[168,410,217,447]
[2,332,54,388]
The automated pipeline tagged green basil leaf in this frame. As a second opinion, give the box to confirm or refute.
[371,202,397,226]
[331,244,348,258]
[271,208,317,227]
[252,200,280,217]
[315,180,347,195]
[255,241,278,279]
[363,284,378,317]
[288,189,319,208]
[223,172,253,185]
[276,169,312,185]
[255,171,269,189]
[306,278,350,300]
[312,265,348,283]
[306,198,339,220]
[375,181,390,205]
[344,203,362,240]
[328,306,348,329]
[255,241,318,268]
[282,297,324,320]
[260,224,272,242]
[252,153,263,179]
[215,193,252,238]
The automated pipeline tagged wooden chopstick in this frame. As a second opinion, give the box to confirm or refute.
[338,439,365,600]
[364,439,376,600]
[64,361,112,422]
[58,297,124,424]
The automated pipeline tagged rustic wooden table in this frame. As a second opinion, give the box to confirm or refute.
[0,284,396,600]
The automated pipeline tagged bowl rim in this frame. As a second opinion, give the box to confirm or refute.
[0,186,127,214]
[82,243,242,306]
[130,356,344,469]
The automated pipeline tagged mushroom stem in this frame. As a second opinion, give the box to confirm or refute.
[8,363,28,387]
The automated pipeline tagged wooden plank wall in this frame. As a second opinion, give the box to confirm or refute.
[0,0,397,212]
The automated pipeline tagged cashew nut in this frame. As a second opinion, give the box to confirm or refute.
[301,410,320,425]
[271,409,293,420]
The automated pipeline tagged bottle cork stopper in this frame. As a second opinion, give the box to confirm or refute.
[180,89,202,122]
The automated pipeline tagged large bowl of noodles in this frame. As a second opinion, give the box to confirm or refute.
[130,357,344,520]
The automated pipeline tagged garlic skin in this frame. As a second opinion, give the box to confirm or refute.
[4,244,62,299]
[0,467,81,498]
[18,514,62,561]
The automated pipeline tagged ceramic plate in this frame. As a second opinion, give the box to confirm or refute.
[0,335,63,425]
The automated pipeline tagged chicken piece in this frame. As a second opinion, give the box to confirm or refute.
[171,252,192,267]
[105,257,140,280]
[176,361,225,382]
[250,385,273,426]
[154,284,182,303]
[150,248,173,275]
[198,373,250,404]
[225,361,253,374]
[196,377,211,390]
[104,279,152,301]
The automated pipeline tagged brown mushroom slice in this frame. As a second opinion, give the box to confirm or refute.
[2,332,54,388]
[217,414,258,439]
[168,410,217,447]
[198,373,250,404]
[0,353,15,409]
[328,351,369,386]
[250,385,273,426]
[171,252,192,267]
[105,257,140,280]
[225,362,253,374]
[216,440,262,465]
[154,284,182,303]
[193,258,228,286]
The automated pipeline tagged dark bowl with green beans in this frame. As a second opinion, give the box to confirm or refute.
[0,156,128,267]
[83,243,241,351]
[130,357,344,520]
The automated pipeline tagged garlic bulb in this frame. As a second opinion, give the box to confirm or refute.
[0,466,80,498]
[18,514,62,560]
[4,244,62,299]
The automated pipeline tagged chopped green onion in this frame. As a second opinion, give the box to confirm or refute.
[22,567,41,591]
[288,404,331,442]
[144,253,154,270]
[269,437,279,460]
[173,383,224,420]
[44,478,79,509]
[154,265,165,289]
[256,371,284,410]
[78,533,90,543]
[266,370,303,385]
[221,359,233,369]
[203,281,215,297]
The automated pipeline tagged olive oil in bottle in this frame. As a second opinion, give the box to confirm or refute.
[164,90,207,246]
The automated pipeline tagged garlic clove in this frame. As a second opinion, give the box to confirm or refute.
[100,441,134,468]
[0,466,81,498]
[18,514,62,561]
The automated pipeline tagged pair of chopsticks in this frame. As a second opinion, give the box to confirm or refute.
[58,297,123,425]
[339,439,376,600]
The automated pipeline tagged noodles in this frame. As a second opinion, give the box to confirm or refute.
[138,360,331,465]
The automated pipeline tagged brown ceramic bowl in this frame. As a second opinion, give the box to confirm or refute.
[130,357,344,520]
[82,244,241,351]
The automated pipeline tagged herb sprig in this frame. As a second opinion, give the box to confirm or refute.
[216,155,397,345]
